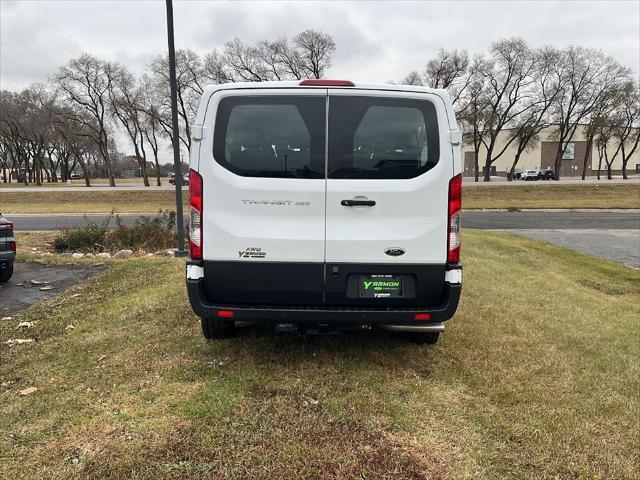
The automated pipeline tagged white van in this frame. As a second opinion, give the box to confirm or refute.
[186,80,462,344]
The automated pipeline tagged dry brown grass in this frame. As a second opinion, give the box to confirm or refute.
[463,183,640,209]
[1,190,188,214]
[13,231,58,252]
[1,183,639,213]
[1,231,638,479]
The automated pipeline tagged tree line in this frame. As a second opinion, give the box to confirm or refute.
[0,30,335,186]
[1,34,637,185]
[402,39,639,180]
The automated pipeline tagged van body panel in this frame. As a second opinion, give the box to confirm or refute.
[189,81,462,322]
[202,261,324,305]
[199,88,327,264]
[186,263,461,322]
[325,89,451,265]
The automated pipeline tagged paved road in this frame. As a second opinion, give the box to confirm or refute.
[502,229,640,268]
[7,211,639,266]
[7,211,639,232]
[462,211,640,230]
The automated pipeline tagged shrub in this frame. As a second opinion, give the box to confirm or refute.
[106,211,177,252]
[57,211,178,253]
[53,236,67,252]
[55,215,111,252]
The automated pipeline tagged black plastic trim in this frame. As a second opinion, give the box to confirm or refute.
[186,259,461,325]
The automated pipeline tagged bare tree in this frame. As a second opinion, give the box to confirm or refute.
[479,38,538,181]
[550,47,630,180]
[54,109,100,187]
[426,49,470,89]
[506,46,563,180]
[611,81,640,179]
[216,31,336,83]
[109,67,152,186]
[202,49,235,84]
[579,93,617,180]
[54,54,124,186]
[457,60,493,182]
[400,49,472,105]
[400,71,423,86]
[139,75,164,186]
[293,30,336,79]
[148,49,203,152]
[270,37,305,80]
[223,39,272,82]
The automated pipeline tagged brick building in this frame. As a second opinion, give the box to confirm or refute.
[462,125,640,177]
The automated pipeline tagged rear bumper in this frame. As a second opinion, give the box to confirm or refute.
[186,260,461,326]
[0,251,15,266]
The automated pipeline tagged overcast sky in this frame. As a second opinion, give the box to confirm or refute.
[1,0,638,161]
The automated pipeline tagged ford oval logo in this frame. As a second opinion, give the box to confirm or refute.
[385,248,405,257]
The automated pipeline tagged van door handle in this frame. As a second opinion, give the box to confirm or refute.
[341,199,376,207]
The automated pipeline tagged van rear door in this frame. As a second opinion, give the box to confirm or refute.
[324,89,451,306]
[200,89,327,305]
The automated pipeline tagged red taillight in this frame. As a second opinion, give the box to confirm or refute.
[447,174,462,264]
[414,313,431,321]
[299,79,355,87]
[216,310,234,318]
[189,169,203,260]
[1,221,15,252]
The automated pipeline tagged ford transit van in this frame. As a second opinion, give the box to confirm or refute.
[186,80,462,344]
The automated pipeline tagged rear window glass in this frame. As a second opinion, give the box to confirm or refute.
[328,97,439,179]
[213,96,325,179]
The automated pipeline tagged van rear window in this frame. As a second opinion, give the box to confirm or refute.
[328,97,439,179]
[213,96,325,179]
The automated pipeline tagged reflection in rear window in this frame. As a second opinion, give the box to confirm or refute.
[213,96,325,178]
[328,97,439,179]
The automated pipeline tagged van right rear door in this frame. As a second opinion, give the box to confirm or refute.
[324,89,452,307]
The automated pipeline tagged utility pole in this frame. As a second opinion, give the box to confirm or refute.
[165,0,186,256]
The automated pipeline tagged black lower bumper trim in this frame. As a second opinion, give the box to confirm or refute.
[186,262,461,325]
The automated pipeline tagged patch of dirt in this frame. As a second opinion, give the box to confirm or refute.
[576,278,626,296]
[0,262,103,316]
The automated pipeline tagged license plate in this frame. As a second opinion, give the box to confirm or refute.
[359,274,403,298]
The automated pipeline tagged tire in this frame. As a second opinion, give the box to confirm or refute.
[201,316,236,339]
[0,263,13,283]
[410,332,439,345]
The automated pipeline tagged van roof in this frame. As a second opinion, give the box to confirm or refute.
[201,81,449,98]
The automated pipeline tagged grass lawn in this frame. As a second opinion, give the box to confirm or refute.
[1,231,638,479]
[0,190,188,214]
[463,183,640,209]
[1,183,638,214]
[13,231,59,251]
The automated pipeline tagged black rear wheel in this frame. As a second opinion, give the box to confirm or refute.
[0,263,13,283]
[410,332,439,345]
[201,316,236,339]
